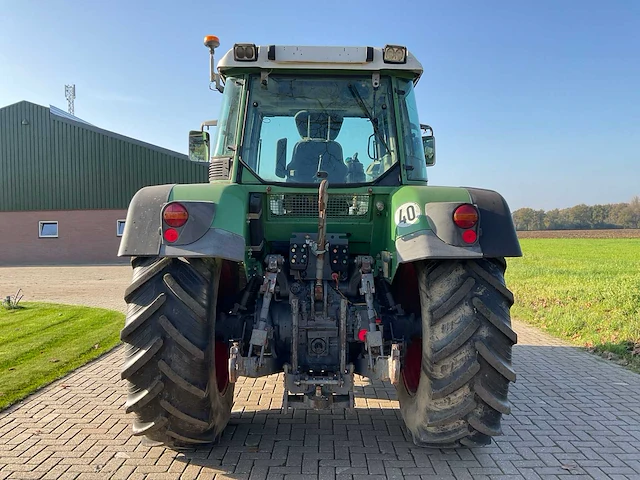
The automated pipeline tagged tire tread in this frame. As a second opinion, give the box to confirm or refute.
[158,360,208,398]
[159,315,205,360]
[121,337,163,380]
[397,258,516,448]
[121,294,166,340]
[125,378,164,413]
[120,257,234,447]
[163,273,207,320]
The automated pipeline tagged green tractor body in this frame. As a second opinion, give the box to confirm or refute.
[118,40,521,449]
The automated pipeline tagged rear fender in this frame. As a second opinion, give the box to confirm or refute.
[391,186,521,268]
[466,187,522,258]
[118,184,245,262]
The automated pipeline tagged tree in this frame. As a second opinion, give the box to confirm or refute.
[512,208,546,230]
[607,203,625,226]
[628,196,640,228]
[565,204,592,229]
[544,209,562,229]
[591,204,610,228]
[512,208,536,230]
[512,197,639,230]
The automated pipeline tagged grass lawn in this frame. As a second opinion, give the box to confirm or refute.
[506,238,640,372]
[0,303,123,410]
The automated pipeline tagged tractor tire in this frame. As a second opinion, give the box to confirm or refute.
[120,257,234,447]
[396,259,517,448]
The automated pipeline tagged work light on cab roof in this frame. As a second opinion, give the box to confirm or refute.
[201,35,422,92]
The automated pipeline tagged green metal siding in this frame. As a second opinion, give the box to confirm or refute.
[0,101,208,211]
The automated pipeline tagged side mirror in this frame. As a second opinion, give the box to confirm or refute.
[422,135,436,166]
[275,138,287,178]
[189,130,210,162]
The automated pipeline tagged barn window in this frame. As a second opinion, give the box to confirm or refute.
[116,220,126,237]
[39,221,59,238]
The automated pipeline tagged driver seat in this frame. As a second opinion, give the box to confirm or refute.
[286,111,347,182]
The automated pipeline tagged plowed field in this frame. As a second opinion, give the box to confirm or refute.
[517,228,640,238]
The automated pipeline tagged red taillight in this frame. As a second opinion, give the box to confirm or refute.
[163,203,189,228]
[358,329,368,342]
[164,228,179,243]
[462,229,477,244]
[453,204,478,229]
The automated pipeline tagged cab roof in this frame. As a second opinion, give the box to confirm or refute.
[217,45,423,81]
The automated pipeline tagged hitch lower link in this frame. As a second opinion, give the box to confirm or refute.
[228,255,283,382]
[248,254,283,366]
[356,255,401,385]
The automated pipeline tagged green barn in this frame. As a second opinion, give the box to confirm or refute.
[0,100,207,265]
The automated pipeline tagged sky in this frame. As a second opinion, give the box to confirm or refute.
[1,0,639,210]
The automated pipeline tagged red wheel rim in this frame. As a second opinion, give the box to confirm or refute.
[215,340,230,393]
[402,337,422,395]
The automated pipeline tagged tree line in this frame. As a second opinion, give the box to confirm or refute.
[512,197,640,231]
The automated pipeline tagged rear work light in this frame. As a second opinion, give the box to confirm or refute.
[233,43,258,61]
[163,203,189,228]
[453,204,479,229]
[383,45,407,64]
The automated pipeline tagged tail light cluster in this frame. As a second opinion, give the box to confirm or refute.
[453,204,479,244]
[162,203,189,243]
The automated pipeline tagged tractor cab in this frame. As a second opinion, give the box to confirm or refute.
[189,40,435,186]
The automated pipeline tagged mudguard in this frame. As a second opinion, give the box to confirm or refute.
[118,183,245,262]
[391,186,521,264]
[118,185,173,257]
[466,187,522,258]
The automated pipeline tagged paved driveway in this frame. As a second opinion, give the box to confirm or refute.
[1,266,639,479]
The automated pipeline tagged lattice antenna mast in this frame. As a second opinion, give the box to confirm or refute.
[65,84,76,115]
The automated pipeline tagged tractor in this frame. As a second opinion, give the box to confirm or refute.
[118,37,522,449]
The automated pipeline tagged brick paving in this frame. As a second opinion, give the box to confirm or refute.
[1,267,640,479]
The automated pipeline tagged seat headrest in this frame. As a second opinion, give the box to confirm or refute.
[295,111,343,140]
